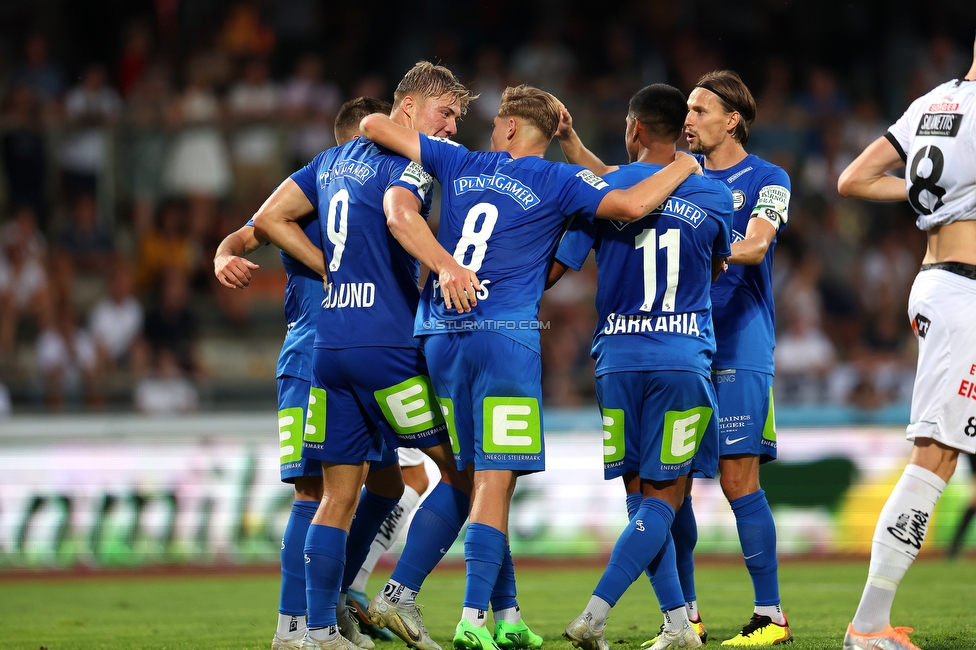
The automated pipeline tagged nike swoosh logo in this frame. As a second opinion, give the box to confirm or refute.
[395,614,422,642]
[725,436,748,445]
[744,551,762,560]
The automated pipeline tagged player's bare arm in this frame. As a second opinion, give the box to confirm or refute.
[360,114,423,164]
[250,178,324,278]
[837,136,908,202]
[712,256,729,282]
[729,216,776,266]
[214,226,263,289]
[383,186,481,313]
[545,258,570,290]
[595,151,701,222]
[555,105,615,176]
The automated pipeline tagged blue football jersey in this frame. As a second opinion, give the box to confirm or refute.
[556,162,733,378]
[701,154,791,373]
[290,138,434,349]
[414,135,612,353]
[244,211,323,381]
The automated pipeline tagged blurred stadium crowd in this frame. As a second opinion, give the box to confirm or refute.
[0,0,973,414]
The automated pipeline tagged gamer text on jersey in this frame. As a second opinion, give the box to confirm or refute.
[319,160,376,187]
[322,282,376,308]
[453,173,540,210]
[602,312,702,336]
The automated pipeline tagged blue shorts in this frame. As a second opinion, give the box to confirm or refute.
[304,346,449,465]
[712,368,777,463]
[277,376,324,483]
[423,332,545,474]
[596,370,719,482]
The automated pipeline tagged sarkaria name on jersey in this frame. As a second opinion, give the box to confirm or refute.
[320,160,376,187]
[322,282,375,309]
[603,312,702,336]
[454,173,539,209]
[400,163,434,199]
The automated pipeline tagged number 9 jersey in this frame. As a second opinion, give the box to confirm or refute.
[289,138,435,350]
[887,78,976,230]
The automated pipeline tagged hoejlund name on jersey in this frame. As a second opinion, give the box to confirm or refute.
[322,282,375,309]
[602,311,703,336]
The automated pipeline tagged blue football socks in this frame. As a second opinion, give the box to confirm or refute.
[671,495,698,604]
[730,490,780,606]
[280,499,318,616]
[391,482,470,590]
[305,524,347,629]
[594,497,674,607]
[463,522,508,611]
[341,489,400,592]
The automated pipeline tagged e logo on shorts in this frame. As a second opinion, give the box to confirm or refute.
[602,408,625,464]
[483,397,541,453]
[375,376,445,436]
[437,397,461,453]
[304,387,327,443]
[278,407,305,463]
[661,406,712,465]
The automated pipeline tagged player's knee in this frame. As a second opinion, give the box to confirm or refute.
[720,472,759,501]
[402,464,430,494]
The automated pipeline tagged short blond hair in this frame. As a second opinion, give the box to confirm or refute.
[497,85,560,138]
[393,61,474,115]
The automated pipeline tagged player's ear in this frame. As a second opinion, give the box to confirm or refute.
[400,96,416,120]
[726,110,741,134]
[630,118,642,143]
[507,117,518,141]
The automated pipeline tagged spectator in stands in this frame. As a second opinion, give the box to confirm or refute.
[88,257,145,376]
[116,20,153,99]
[35,298,98,410]
[134,349,199,414]
[162,54,232,202]
[59,62,122,198]
[142,267,199,377]
[55,193,115,276]
[1,84,49,224]
[280,52,342,170]
[0,216,50,357]
[121,64,172,239]
[226,56,282,204]
[135,198,195,293]
[11,32,65,109]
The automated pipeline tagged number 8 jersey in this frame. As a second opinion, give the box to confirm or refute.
[289,137,434,350]
[887,78,976,230]
[414,134,612,353]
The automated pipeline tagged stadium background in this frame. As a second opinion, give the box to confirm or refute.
[0,0,975,569]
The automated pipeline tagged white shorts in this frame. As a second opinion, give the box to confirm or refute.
[906,268,976,454]
[397,447,426,467]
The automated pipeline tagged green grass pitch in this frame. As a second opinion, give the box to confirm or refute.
[2,558,975,649]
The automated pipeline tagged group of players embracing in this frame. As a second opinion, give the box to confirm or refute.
[215,34,976,650]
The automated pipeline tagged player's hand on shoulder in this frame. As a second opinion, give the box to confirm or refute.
[214,255,259,289]
[438,261,482,314]
[674,151,702,176]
